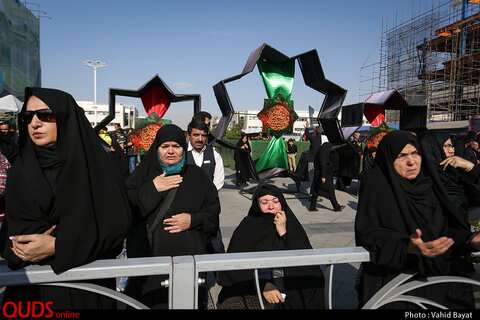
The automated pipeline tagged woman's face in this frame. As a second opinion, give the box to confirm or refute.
[258,194,282,214]
[158,141,183,166]
[393,143,422,180]
[443,138,455,158]
[25,95,57,148]
[242,136,247,143]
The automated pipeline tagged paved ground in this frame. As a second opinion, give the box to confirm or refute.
[213,167,361,309]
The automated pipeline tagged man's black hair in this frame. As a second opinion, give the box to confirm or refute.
[187,120,209,134]
[192,111,212,122]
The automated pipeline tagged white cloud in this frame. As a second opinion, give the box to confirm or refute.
[173,82,194,90]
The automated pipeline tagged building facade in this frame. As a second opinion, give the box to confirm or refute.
[77,101,138,131]
[0,0,41,100]
[230,109,320,139]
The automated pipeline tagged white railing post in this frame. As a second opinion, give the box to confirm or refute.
[1,247,477,310]
[325,264,334,309]
[171,256,196,309]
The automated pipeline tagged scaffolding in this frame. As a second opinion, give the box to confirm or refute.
[360,0,480,123]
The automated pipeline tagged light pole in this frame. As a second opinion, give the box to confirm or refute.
[83,60,107,126]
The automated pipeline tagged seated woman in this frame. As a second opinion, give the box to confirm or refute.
[125,124,220,309]
[218,183,325,309]
[355,130,480,309]
[0,87,132,309]
[418,130,480,223]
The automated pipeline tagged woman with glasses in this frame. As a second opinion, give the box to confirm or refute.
[0,87,132,309]
[217,183,325,309]
[418,131,480,223]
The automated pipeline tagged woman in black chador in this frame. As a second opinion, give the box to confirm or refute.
[218,183,325,309]
[125,124,220,309]
[234,132,251,188]
[418,130,480,223]
[309,142,344,212]
[0,87,132,309]
[355,130,480,309]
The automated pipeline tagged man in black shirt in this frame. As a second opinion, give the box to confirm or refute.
[286,139,298,172]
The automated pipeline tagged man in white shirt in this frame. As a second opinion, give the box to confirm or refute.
[186,119,225,253]
[186,120,224,190]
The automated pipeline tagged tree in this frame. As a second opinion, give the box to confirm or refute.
[222,123,243,140]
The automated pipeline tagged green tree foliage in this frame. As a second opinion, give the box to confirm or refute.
[222,123,243,140]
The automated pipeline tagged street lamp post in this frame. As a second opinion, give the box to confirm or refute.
[83,60,107,126]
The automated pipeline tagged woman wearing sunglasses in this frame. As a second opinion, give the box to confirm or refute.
[0,87,132,309]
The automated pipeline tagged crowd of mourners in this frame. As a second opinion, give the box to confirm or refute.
[0,87,479,310]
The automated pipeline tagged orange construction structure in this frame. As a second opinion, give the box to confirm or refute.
[360,0,480,122]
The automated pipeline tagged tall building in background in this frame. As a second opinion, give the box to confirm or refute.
[0,0,40,100]
[360,0,480,123]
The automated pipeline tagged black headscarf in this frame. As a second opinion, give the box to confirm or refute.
[355,130,471,276]
[152,123,187,150]
[416,130,455,182]
[124,124,192,258]
[418,131,451,166]
[125,124,186,207]
[418,131,470,215]
[0,130,18,164]
[218,183,325,309]
[0,87,132,273]
[227,184,313,253]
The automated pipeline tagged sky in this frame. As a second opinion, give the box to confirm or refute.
[33,0,435,129]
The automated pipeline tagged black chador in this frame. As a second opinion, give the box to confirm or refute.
[355,131,476,309]
[418,130,480,222]
[309,143,343,211]
[218,184,325,309]
[0,87,132,309]
[125,124,220,309]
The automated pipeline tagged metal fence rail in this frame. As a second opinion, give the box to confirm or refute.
[194,247,370,309]
[0,247,478,310]
[0,256,172,309]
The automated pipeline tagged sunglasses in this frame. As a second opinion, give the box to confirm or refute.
[21,109,56,124]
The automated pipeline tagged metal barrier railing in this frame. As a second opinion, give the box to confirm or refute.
[0,256,172,309]
[193,246,370,309]
[0,247,370,309]
[0,248,478,310]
